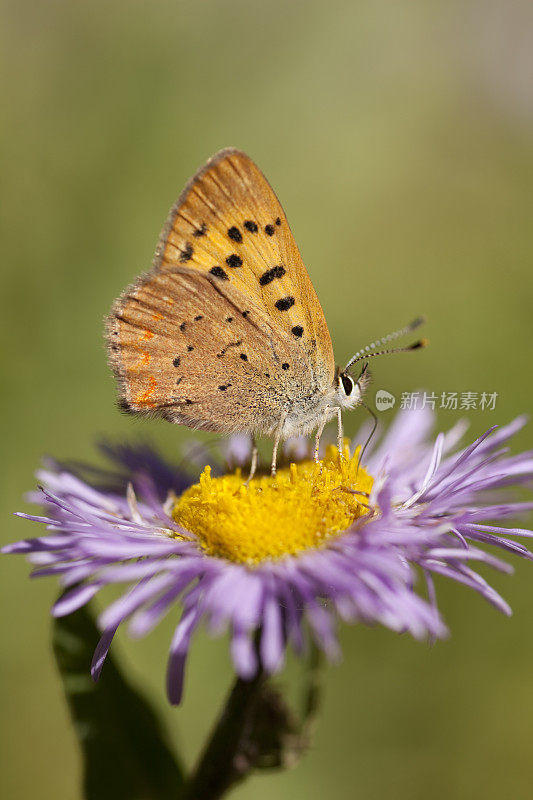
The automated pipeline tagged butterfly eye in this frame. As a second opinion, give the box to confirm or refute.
[340,373,354,396]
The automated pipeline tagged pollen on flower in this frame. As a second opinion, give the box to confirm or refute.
[171,444,373,565]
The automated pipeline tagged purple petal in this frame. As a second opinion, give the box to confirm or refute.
[91,623,119,681]
[98,574,174,630]
[231,627,258,678]
[260,594,285,673]
[52,582,102,616]
[166,606,201,705]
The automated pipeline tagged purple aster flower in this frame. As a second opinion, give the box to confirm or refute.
[4,409,533,705]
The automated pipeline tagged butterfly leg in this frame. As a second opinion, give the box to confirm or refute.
[245,436,258,485]
[314,406,331,463]
[271,416,286,477]
[335,407,344,458]
[314,406,343,463]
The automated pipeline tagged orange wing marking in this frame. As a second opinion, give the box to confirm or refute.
[136,376,157,407]
[132,350,151,371]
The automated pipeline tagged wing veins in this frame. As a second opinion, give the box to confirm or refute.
[190,185,225,220]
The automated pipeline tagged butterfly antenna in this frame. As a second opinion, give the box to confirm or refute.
[346,339,428,372]
[355,401,378,479]
[344,316,426,372]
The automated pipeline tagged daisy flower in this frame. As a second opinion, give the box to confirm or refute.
[4,408,533,704]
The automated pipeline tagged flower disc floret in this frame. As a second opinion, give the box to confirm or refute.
[172,445,373,564]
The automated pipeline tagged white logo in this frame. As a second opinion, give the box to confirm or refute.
[375,390,396,411]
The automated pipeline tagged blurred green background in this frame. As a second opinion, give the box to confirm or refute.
[2,1,533,798]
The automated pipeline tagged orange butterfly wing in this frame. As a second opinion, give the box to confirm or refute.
[107,149,335,432]
[154,148,334,384]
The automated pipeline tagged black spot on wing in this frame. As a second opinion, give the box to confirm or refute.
[282,363,290,370]
[242,311,249,318]
[259,266,286,286]
[173,356,181,367]
[218,384,231,391]
[180,322,187,332]
[275,296,295,311]
[227,226,242,242]
[226,316,233,323]
[291,325,304,337]
[187,345,194,351]
[275,217,281,226]
[244,220,258,233]
[240,353,248,361]
[226,254,243,269]
[210,266,229,280]
[264,224,275,236]
[179,242,194,262]
[193,223,207,237]
[194,314,203,321]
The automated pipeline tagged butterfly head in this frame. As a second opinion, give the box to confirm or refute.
[336,363,371,410]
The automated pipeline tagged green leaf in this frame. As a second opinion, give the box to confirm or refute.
[52,596,185,800]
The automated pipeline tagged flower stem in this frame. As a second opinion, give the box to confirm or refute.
[183,670,266,800]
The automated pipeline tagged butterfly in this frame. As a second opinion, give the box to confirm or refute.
[106,148,425,478]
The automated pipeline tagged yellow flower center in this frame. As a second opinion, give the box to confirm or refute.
[171,444,373,565]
